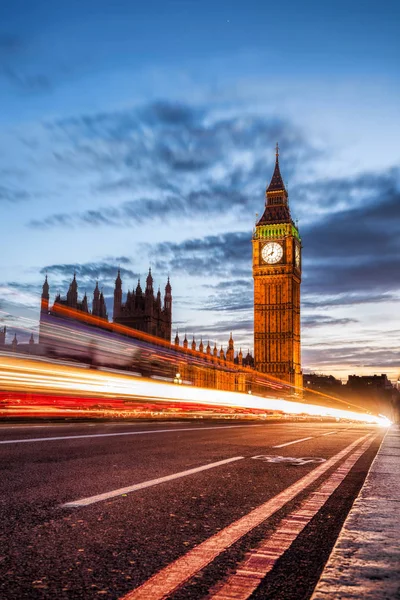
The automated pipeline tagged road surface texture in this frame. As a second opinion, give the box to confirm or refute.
[0,419,385,599]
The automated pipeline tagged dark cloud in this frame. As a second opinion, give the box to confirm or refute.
[0,184,30,203]
[299,172,400,296]
[149,231,251,278]
[40,262,136,281]
[29,189,250,229]
[204,279,251,290]
[294,168,398,215]
[302,315,358,329]
[30,101,318,229]
[303,344,400,369]
[103,255,132,265]
[302,292,398,309]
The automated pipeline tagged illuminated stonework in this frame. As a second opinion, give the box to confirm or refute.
[252,146,302,389]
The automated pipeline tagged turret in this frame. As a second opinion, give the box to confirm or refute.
[136,279,142,297]
[238,348,243,366]
[199,339,204,353]
[41,275,49,313]
[99,291,108,320]
[0,326,6,346]
[191,336,196,351]
[226,332,234,362]
[82,292,88,313]
[29,333,35,345]
[219,346,225,360]
[164,277,172,341]
[206,341,211,355]
[156,287,162,310]
[11,333,18,352]
[213,343,218,358]
[113,270,122,319]
[92,281,100,316]
[164,277,172,312]
[183,334,188,349]
[174,330,180,346]
[66,273,78,309]
[145,268,154,316]
[146,268,153,295]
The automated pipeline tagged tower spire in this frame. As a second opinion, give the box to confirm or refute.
[257,144,291,225]
[266,143,286,193]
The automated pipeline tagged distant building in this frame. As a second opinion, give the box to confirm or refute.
[0,326,39,355]
[303,373,343,393]
[347,374,393,392]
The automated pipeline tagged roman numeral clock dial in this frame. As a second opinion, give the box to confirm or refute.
[261,242,283,264]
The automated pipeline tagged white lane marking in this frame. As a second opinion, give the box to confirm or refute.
[61,456,244,507]
[321,431,337,436]
[120,433,371,600]
[210,435,376,600]
[0,424,262,445]
[273,436,314,448]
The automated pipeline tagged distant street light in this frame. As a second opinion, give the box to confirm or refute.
[174,372,182,385]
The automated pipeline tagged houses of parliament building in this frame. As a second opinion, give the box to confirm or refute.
[2,146,301,390]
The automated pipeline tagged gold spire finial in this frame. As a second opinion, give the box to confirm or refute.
[275,142,279,160]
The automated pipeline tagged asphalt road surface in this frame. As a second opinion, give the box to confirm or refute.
[0,419,384,599]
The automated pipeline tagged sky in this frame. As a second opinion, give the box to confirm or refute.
[0,0,399,381]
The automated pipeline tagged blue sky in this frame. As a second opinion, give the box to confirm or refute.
[1,0,399,380]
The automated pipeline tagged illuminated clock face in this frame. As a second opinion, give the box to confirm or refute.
[295,244,301,267]
[261,242,283,264]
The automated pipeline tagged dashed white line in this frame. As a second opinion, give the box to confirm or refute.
[273,436,314,448]
[321,431,337,436]
[120,434,371,600]
[61,456,244,508]
[0,423,262,445]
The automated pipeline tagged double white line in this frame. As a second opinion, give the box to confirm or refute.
[122,433,375,600]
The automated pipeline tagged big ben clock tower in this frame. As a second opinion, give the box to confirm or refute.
[253,144,302,389]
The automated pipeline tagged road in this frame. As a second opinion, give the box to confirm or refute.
[0,419,384,599]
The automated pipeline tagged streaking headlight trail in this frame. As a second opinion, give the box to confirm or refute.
[0,356,390,426]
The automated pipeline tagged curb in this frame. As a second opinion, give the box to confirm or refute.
[311,425,400,599]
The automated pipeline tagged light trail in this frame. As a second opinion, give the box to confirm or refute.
[0,356,391,426]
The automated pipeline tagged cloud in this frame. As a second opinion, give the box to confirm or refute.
[0,184,30,203]
[40,261,137,283]
[300,173,400,296]
[302,292,398,309]
[302,315,358,329]
[175,317,254,350]
[28,100,318,229]
[29,189,252,229]
[303,344,400,369]
[149,231,251,278]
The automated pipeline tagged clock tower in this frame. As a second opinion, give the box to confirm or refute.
[252,145,302,390]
